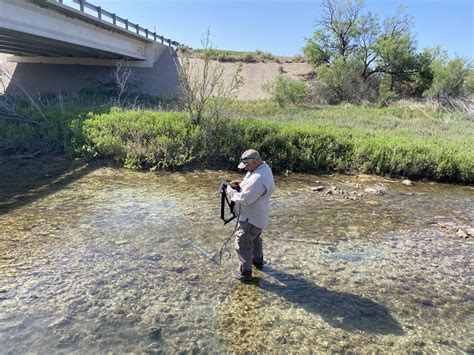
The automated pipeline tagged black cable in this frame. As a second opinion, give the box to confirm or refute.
[218,204,240,265]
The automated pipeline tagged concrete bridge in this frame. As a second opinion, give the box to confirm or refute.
[0,0,181,96]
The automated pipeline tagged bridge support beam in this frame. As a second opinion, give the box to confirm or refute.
[1,47,181,98]
[6,42,168,68]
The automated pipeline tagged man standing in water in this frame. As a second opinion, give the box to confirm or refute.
[226,149,275,281]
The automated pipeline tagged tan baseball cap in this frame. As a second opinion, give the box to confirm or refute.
[238,149,261,169]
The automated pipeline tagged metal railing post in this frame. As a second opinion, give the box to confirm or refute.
[79,0,84,12]
[125,19,128,30]
[97,6,102,19]
[112,13,116,25]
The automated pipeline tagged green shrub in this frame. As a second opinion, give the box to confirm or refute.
[72,109,203,169]
[262,75,308,107]
[423,55,473,103]
[2,93,472,183]
[313,58,378,104]
[192,49,277,63]
[465,70,474,95]
[66,104,473,182]
[242,53,257,63]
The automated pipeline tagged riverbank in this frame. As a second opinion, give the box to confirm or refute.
[1,97,473,183]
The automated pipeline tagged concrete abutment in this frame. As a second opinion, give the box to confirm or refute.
[1,45,180,98]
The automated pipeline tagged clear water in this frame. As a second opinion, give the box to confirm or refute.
[0,158,473,353]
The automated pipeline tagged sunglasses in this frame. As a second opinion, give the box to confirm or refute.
[240,157,255,166]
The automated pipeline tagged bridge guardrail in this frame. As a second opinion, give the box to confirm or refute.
[54,0,180,47]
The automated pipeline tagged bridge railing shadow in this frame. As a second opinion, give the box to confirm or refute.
[256,265,404,335]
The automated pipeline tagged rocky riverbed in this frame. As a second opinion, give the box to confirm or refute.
[0,157,473,353]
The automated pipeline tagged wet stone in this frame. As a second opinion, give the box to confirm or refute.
[420,299,434,307]
[177,325,188,332]
[147,342,163,353]
[148,326,162,339]
[145,254,162,262]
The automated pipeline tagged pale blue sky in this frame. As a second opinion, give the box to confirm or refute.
[67,0,473,58]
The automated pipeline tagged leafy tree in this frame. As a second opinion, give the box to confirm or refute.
[304,0,365,65]
[304,0,420,103]
[303,30,332,66]
[412,48,435,96]
[374,7,418,91]
[356,11,380,80]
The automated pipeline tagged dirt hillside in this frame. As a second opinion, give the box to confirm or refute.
[187,57,312,100]
[1,53,313,99]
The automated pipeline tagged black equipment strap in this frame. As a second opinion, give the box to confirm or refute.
[220,184,237,225]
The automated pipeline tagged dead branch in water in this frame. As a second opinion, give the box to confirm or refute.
[435,217,473,239]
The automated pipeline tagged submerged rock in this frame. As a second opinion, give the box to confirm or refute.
[148,326,162,339]
[144,254,162,262]
[402,179,414,186]
[147,342,163,353]
[365,200,380,206]
[312,186,324,192]
[364,185,386,195]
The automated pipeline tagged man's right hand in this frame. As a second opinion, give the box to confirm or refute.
[230,179,242,185]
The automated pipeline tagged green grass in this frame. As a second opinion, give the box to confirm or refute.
[226,100,473,149]
[224,100,474,182]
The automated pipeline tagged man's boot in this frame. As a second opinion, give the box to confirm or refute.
[253,258,264,270]
[231,269,252,281]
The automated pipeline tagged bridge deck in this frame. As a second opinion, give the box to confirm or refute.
[0,0,179,60]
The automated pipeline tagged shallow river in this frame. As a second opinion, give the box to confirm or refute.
[0,157,473,353]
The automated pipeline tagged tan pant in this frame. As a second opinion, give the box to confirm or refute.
[234,220,263,273]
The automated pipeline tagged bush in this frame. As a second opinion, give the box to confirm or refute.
[67,104,473,182]
[262,75,308,107]
[72,109,203,169]
[312,58,379,104]
[2,92,472,183]
[465,71,474,95]
[353,135,473,182]
[178,30,244,124]
[423,55,473,106]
